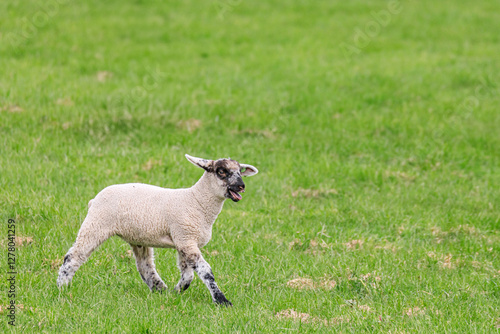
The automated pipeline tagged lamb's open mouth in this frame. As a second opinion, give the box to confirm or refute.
[228,188,243,202]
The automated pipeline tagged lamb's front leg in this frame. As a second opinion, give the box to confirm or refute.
[176,247,232,306]
[196,258,232,306]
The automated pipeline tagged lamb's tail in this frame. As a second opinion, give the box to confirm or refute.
[88,199,94,209]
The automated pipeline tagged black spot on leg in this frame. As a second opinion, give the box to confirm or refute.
[209,282,219,292]
[203,272,215,282]
[140,273,146,282]
[182,282,190,291]
[63,255,71,265]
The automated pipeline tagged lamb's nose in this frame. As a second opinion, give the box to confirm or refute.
[238,184,245,192]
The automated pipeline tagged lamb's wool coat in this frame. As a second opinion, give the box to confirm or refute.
[83,174,224,250]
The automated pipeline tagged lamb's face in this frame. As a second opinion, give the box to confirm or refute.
[185,154,259,202]
[212,159,245,202]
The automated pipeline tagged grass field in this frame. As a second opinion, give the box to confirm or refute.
[1,0,500,332]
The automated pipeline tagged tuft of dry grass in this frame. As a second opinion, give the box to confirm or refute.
[427,252,458,269]
[275,309,349,326]
[177,119,202,133]
[206,250,219,256]
[15,236,34,246]
[97,71,113,82]
[1,105,24,112]
[275,309,314,323]
[286,278,315,290]
[374,243,398,253]
[43,258,63,270]
[344,239,364,250]
[440,254,454,269]
[357,304,372,312]
[404,307,426,317]
[288,238,303,250]
[120,250,134,259]
[56,97,74,106]
[286,277,336,290]
[142,158,162,171]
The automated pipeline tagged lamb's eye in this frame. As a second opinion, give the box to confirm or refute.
[217,169,226,176]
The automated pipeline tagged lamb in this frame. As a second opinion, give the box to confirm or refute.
[57,154,258,306]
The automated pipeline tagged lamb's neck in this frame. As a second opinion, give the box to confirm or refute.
[189,172,225,223]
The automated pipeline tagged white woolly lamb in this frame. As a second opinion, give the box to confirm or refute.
[57,154,258,306]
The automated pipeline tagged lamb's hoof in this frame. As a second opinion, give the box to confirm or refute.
[173,283,190,293]
[151,286,167,294]
[150,279,168,293]
[213,293,232,307]
[153,288,166,294]
[215,299,232,307]
[56,276,71,288]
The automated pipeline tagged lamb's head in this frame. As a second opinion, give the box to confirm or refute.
[185,154,258,202]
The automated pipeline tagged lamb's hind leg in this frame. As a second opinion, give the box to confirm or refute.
[131,245,167,292]
[57,222,112,287]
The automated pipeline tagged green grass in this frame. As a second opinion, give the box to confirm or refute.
[1,0,499,332]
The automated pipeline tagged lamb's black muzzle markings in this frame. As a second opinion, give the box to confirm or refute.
[57,154,258,306]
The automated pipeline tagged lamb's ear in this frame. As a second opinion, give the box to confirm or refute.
[240,163,258,177]
[185,154,213,171]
